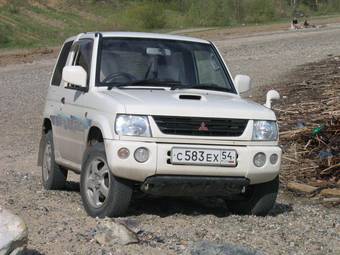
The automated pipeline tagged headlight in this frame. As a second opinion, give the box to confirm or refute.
[115,115,151,137]
[252,120,278,141]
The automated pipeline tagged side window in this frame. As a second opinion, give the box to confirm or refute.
[51,41,73,86]
[194,50,227,87]
[72,39,93,85]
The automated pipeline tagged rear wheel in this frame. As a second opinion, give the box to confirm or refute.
[225,176,279,216]
[42,131,68,190]
[80,143,132,218]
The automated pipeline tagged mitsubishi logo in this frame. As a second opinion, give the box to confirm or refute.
[198,122,209,131]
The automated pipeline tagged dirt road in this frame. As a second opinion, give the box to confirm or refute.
[0,25,340,255]
[215,23,340,88]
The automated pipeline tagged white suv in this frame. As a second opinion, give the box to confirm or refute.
[38,32,281,217]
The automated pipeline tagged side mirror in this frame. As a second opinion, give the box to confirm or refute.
[234,75,251,94]
[62,66,87,88]
[265,90,280,108]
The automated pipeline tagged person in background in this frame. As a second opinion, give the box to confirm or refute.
[304,19,310,27]
[303,19,316,28]
[291,17,301,29]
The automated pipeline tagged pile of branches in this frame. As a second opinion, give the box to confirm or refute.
[259,56,340,187]
[279,118,339,186]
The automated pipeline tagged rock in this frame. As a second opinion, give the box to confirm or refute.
[320,188,340,198]
[0,207,28,255]
[190,241,263,255]
[287,182,318,194]
[94,218,139,246]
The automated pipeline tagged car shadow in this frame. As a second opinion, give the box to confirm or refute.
[23,249,45,255]
[64,181,80,192]
[268,202,294,216]
[127,196,293,217]
[60,181,294,217]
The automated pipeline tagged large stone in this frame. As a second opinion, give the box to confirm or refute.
[94,218,139,246]
[0,207,28,255]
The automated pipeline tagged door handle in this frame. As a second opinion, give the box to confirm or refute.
[61,97,65,104]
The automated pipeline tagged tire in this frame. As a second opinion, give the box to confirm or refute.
[42,130,68,190]
[80,143,132,218]
[226,176,279,216]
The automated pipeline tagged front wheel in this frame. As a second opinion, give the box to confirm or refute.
[225,176,279,216]
[80,143,132,218]
[42,130,68,190]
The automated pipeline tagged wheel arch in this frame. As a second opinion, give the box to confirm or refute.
[82,125,106,166]
[87,125,104,145]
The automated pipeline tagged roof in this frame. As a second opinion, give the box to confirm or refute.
[103,32,209,44]
[65,32,209,44]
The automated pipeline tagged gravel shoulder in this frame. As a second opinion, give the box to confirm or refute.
[0,25,340,255]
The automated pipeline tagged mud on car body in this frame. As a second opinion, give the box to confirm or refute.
[38,32,281,217]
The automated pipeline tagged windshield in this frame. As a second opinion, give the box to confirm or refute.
[97,37,235,93]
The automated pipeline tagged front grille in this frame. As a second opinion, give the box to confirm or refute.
[153,116,248,137]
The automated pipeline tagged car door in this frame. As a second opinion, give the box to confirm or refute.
[48,39,74,163]
[57,38,94,167]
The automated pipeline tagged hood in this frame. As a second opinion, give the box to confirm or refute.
[100,88,276,120]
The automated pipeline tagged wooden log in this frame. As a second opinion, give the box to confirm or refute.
[287,182,319,194]
[320,189,340,198]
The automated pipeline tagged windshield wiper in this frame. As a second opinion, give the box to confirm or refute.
[170,83,231,92]
[108,79,182,90]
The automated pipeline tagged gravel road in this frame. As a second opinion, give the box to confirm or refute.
[0,25,340,255]
[215,23,340,88]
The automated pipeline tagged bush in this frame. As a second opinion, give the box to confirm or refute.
[0,25,11,47]
[122,1,166,30]
[186,0,231,27]
[8,4,19,14]
[243,0,277,23]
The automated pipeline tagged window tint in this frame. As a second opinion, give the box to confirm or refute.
[51,41,73,86]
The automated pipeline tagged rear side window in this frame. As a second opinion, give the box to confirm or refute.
[51,41,73,86]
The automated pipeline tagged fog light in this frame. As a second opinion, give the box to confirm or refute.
[254,152,266,167]
[270,154,278,164]
[118,148,130,159]
[134,147,149,163]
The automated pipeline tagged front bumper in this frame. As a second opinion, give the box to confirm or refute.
[141,175,250,197]
[104,140,281,185]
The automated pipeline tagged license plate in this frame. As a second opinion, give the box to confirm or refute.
[171,148,237,167]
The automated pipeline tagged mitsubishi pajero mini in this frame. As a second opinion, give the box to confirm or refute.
[38,32,281,217]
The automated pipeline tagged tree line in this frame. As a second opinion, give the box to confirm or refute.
[110,0,340,29]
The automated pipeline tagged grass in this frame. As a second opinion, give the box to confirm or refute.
[1,0,340,50]
[0,1,116,49]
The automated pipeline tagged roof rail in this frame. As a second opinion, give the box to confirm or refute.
[95,32,103,37]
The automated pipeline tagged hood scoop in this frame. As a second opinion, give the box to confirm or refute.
[178,94,202,100]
